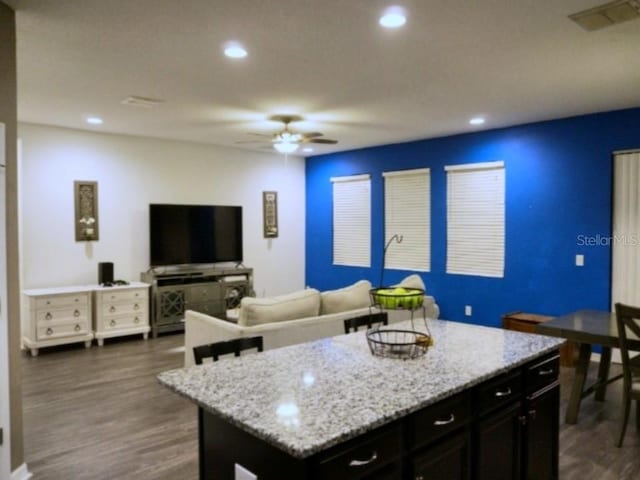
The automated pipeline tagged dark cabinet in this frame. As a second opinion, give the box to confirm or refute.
[522,383,559,480]
[411,430,471,480]
[475,401,522,480]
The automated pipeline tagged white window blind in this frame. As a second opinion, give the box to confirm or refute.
[383,168,431,271]
[446,161,505,278]
[332,174,371,267]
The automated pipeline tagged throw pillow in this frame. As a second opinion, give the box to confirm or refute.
[320,280,372,315]
[238,288,321,327]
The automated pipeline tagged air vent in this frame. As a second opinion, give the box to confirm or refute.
[569,0,640,30]
[121,96,164,108]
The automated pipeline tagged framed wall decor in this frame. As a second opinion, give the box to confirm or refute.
[74,180,99,241]
[263,191,278,238]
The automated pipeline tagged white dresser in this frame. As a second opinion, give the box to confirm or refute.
[93,282,150,346]
[23,285,94,357]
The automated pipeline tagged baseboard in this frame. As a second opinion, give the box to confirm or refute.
[11,463,32,480]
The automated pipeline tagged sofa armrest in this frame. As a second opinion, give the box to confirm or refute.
[184,310,245,367]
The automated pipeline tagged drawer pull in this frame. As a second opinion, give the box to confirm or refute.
[495,387,512,397]
[74,298,79,302]
[74,309,80,317]
[111,295,116,300]
[74,324,81,332]
[110,320,116,327]
[45,312,52,320]
[134,317,140,324]
[348,451,378,467]
[433,413,456,426]
[134,304,140,311]
[538,368,554,376]
[110,306,116,313]
[46,327,53,336]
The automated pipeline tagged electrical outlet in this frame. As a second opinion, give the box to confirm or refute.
[465,305,472,316]
[576,254,584,267]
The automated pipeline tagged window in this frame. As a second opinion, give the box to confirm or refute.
[446,161,505,278]
[383,168,430,271]
[332,174,371,267]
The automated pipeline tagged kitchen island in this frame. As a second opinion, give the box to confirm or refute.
[158,319,564,479]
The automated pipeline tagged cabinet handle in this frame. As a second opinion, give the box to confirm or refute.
[74,309,80,317]
[134,317,140,324]
[348,451,377,467]
[416,476,425,480]
[538,368,554,376]
[74,324,81,332]
[110,306,116,313]
[110,320,116,327]
[529,409,537,420]
[134,304,140,311]
[495,387,512,397]
[46,327,53,336]
[433,413,455,426]
[45,312,52,320]
[519,415,527,426]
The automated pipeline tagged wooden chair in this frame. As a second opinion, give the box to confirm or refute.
[614,303,640,447]
[343,312,388,334]
[193,336,263,365]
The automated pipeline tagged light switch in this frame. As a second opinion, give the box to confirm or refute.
[576,254,584,267]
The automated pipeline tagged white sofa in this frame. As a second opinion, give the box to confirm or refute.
[184,276,439,366]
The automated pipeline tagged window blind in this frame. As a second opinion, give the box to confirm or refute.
[446,161,505,278]
[383,168,430,271]
[331,174,371,267]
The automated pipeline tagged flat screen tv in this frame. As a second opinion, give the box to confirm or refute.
[150,204,243,267]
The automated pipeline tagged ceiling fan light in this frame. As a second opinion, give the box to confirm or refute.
[273,141,299,154]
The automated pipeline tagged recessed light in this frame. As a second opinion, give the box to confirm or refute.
[380,6,407,28]
[303,147,313,153]
[469,117,485,125]
[223,41,248,59]
[86,116,103,125]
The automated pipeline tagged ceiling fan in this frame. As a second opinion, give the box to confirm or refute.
[238,114,338,154]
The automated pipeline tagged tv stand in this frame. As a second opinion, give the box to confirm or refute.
[141,266,253,337]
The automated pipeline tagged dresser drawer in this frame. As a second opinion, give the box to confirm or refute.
[103,314,146,330]
[101,288,147,303]
[477,370,523,416]
[185,283,220,303]
[102,301,146,317]
[316,425,401,479]
[525,354,559,393]
[36,294,88,309]
[37,321,89,340]
[36,306,88,324]
[406,391,472,450]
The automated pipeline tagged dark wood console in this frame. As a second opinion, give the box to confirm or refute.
[141,267,253,337]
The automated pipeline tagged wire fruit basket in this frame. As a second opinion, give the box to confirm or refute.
[369,287,425,310]
[366,328,432,359]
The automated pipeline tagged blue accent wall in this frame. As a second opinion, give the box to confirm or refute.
[305,108,640,327]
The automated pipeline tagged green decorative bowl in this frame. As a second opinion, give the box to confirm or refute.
[369,287,425,310]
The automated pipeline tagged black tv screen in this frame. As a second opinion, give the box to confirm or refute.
[150,204,243,266]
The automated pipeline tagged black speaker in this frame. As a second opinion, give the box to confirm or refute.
[98,262,114,286]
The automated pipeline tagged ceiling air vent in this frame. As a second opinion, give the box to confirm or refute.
[569,0,640,30]
[121,96,164,108]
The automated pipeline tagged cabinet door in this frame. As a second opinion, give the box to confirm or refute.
[523,383,559,480]
[411,430,471,480]
[475,401,522,480]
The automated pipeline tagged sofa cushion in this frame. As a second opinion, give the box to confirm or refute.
[320,280,372,315]
[238,288,321,327]
[393,274,426,292]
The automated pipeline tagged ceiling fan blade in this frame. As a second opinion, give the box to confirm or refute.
[300,132,324,139]
[235,140,268,144]
[247,132,274,138]
[307,138,338,144]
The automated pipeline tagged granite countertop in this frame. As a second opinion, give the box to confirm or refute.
[158,319,564,459]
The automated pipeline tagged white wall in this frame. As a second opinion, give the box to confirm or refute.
[18,123,306,297]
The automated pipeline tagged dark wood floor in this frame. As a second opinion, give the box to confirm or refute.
[21,334,640,479]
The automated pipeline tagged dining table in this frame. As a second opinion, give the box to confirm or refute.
[536,309,640,424]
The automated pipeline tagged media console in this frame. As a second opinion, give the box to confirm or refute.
[141,266,253,337]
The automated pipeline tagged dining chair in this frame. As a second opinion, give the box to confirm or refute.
[343,312,388,334]
[193,336,264,365]
[614,303,640,447]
